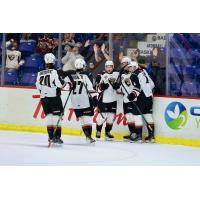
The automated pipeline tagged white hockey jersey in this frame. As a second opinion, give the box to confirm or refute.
[70,72,94,109]
[36,69,64,98]
[98,71,119,103]
[120,73,139,103]
[120,69,155,103]
[137,69,154,97]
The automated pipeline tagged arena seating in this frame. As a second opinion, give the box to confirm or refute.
[169,33,200,97]
[20,55,44,73]
[4,71,18,85]
[20,72,37,86]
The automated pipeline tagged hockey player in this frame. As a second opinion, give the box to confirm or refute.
[36,53,66,145]
[95,60,120,140]
[121,61,155,143]
[69,58,96,143]
[120,56,131,69]
[120,61,138,142]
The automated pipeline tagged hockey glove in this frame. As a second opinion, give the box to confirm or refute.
[100,82,109,90]
[127,91,138,101]
[111,82,120,90]
[92,96,98,107]
[68,82,76,90]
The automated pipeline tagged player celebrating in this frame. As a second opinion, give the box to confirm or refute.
[120,56,131,69]
[69,58,96,144]
[120,61,138,142]
[95,61,120,140]
[36,53,66,145]
[121,61,155,143]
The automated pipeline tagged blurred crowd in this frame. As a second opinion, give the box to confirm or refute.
[0,33,166,95]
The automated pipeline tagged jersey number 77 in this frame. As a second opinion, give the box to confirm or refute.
[73,80,84,94]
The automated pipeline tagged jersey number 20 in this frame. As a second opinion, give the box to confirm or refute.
[39,75,51,87]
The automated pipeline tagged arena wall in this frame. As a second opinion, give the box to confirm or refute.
[0,86,199,147]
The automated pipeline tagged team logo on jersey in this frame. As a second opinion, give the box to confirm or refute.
[165,102,188,130]
[8,54,15,60]
[124,78,131,86]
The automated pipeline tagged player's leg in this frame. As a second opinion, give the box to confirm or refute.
[124,113,136,141]
[41,98,54,142]
[52,115,63,144]
[123,102,136,140]
[80,115,95,143]
[134,115,143,143]
[130,95,146,143]
[52,96,64,144]
[46,114,54,141]
[105,112,115,139]
[96,113,106,139]
[144,97,155,143]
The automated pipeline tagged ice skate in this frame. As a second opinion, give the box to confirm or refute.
[145,135,155,143]
[86,136,96,144]
[96,131,101,139]
[105,132,114,141]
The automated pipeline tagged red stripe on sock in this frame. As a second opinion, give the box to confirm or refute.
[127,123,135,126]
[82,125,91,129]
[135,126,143,129]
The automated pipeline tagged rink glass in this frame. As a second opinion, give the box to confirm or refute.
[0,33,200,97]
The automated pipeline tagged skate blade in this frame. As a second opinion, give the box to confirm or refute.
[145,140,155,144]
[86,139,96,145]
[48,142,63,148]
[48,141,53,148]
[86,141,96,146]
[129,140,143,144]
[123,139,130,142]
[104,137,114,141]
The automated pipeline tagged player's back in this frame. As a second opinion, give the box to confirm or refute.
[133,69,154,97]
[69,71,94,109]
[36,69,64,98]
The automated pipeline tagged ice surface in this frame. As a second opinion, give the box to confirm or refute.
[0,131,200,166]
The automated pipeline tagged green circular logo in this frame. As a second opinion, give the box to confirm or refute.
[165,102,188,130]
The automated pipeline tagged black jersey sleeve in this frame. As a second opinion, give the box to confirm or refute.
[130,73,141,91]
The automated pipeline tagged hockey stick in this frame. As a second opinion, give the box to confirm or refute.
[48,89,72,148]
[121,83,153,131]
[76,72,105,119]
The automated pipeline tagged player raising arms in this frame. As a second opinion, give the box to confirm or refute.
[36,53,67,145]
[69,58,96,144]
[95,61,120,140]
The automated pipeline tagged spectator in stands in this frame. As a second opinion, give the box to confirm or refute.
[62,33,76,55]
[79,39,93,62]
[148,47,166,95]
[0,39,24,72]
[62,42,83,71]
[6,34,21,44]
[83,42,110,76]
[36,33,54,56]
[21,33,38,41]
[119,48,147,69]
